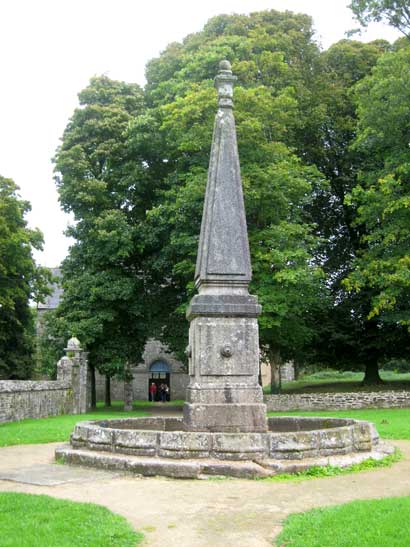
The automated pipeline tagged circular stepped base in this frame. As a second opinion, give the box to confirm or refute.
[55,442,394,479]
[56,416,392,479]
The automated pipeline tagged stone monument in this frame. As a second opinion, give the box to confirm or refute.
[57,61,387,478]
[183,60,267,433]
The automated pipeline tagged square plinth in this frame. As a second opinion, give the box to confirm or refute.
[183,402,267,433]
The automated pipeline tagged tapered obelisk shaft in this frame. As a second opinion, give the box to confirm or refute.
[195,61,251,288]
[183,61,267,433]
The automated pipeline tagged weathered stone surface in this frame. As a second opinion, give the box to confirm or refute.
[159,431,211,458]
[67,416,379,466]
[352,422,375,451]
[319,427,353,450]
[71,423,92,442]
[183,403,267,433]
[265,391,410,412]
[115,429,159,449]
[182,61,267,434]
[188,317,260,377]
[187,294,261,319]
[194,62,251,288]
[0,339,91,424]
[159,431,211,451]
[55,439,394,479]
[186,385,263,405]
[87,427,112,452]
[270,431,320,453]
[200,461,271,479]
[211,432,267,460]
[0,380,74,424]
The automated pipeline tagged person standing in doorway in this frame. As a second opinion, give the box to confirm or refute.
[149,382,157,402]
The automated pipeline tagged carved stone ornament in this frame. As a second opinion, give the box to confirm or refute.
[220,344,233,358]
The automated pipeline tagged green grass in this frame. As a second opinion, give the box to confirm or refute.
[0,492,142,547]
[262,449,401,482]
[276,496,410,546]
[131,399,184,407]
[268,408,410,440]
[0,401,149,447]
[276,370,410,394]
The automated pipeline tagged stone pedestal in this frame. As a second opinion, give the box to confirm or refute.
[183,303,266,432]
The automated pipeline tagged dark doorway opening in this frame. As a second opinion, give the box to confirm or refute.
[148,361,171,401]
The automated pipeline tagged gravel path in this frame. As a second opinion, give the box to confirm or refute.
[0,440,409,546]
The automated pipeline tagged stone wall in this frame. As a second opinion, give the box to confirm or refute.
[265,391,410,411]
[0,338,91,424]
[0,380,74,424]
[95,373,124,401]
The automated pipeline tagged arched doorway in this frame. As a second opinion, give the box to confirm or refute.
[148,360,171,401]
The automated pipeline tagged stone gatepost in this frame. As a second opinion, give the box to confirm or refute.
[64,337,91,414]
[183,61,267,433]
[56,355,74,384]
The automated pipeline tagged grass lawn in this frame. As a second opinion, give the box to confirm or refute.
[276,496,410,546]
[268,408,410,440]
[272,370,410,394]
[132,399,184,407]
[0,492,142,547]
[0,401,149,447]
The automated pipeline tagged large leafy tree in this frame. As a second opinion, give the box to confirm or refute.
[52,8,409,391]
[345,46,410,332]
[132,10,329,381]
[350,0,410,36]
[304,39,395,383]
[53,76,149,393]
[0,176,49,379]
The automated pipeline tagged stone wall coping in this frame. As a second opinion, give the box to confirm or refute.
[0,380,70,393]
[266,390,410,398]
[264,390,410,411]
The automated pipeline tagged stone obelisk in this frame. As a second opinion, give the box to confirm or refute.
[183,60,267,433]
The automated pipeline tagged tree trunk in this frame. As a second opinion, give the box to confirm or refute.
[124,364,133,411]
[270,349,282,394]
[294,362,300,381]
[105,375,111,407]
[362,361,383,385]
[90,364,96,409]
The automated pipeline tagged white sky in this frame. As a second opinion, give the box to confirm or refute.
[0,0,400,267]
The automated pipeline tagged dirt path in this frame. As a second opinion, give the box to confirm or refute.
[1,441,410,546]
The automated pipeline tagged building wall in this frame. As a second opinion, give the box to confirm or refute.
[0,380,74,424]
[96,339,189,402]
[265,391,410,411]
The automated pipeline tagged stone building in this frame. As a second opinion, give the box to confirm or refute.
[36,268,63,336]
[37,268,188,401]
[95,339,188,401]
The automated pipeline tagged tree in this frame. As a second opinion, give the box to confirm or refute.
[345,46,410,332]
[53,76,149,397]
[0,176,49,379]
[349,0,410,36]
[303,39,393,384]
[132,10,329,383]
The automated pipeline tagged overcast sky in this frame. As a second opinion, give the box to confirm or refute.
[0,0,400,267]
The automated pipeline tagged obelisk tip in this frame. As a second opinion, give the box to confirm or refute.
[219,59,231,71]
